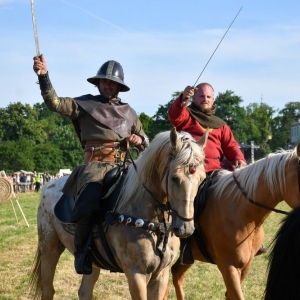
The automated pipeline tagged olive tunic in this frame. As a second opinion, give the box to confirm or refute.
[41,87,147,199]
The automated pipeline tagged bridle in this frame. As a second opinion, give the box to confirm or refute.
[232,159,300,215]
[129,150,195,222]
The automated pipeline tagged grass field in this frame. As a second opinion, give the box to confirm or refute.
[0,192,289,300]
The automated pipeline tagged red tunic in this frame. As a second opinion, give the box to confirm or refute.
[168,96,245,172]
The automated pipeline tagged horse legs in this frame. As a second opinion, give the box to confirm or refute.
[171,258,193,300]
[147,267,170,300]
[219,264,246,300]
[125,272,148,300]
[78,267,100,300]
[38,222,66,300]
[39,240,65,299]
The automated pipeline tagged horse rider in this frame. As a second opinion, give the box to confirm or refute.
[168,83,246,172]
[33,55,149,275]
[168,83,267,255]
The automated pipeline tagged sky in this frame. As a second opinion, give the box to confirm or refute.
[0,0,299,117]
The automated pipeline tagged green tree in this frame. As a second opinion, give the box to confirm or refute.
[0,139,35,172]
[34,142,65,173]
[50,124,83,168]
[269,102,300,150]
[244,102,275,154]
[139,112,153,138]
[0,102,47,144]
[150,91,181,140]
[214,90,247,143]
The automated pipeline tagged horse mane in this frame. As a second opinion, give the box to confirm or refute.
[120,130,205,202]
[212,148,297,200]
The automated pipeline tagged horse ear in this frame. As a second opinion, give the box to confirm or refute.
[197,129,209,149]
[170,127,182,152]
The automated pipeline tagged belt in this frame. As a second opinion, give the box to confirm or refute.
[84,140,126,163]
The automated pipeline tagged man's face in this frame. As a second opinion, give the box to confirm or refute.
[192,85,214,113]
[98,79,120,100]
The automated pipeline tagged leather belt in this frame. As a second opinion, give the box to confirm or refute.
[84,140,126,163]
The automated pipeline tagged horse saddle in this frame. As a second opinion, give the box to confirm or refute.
[54,165,128,234]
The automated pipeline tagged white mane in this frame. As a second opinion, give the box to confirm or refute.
[119,130,205,203]
[212,148,297,200]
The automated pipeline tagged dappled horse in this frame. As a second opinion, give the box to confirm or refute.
[29,128,207,300]
[171,142,300,300]
[264,205,300,300]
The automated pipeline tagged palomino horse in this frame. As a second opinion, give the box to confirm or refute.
[264,205,300,300]
[171,142,300,300]
[29,128,207,300]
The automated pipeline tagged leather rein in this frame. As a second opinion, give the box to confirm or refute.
[232,159,300,215]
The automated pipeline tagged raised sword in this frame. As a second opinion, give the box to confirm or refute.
[30,0,41,75]
[182,7,243,106]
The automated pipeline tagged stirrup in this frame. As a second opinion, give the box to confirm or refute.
[255,245,267,256]
[180,243,194,265]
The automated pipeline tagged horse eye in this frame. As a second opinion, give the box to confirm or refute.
[170,176,180,184]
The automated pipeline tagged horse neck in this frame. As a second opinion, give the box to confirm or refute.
[116,157,167,220]
[117,185,167,222]
[223,154,299,219]
[212,166,283,222]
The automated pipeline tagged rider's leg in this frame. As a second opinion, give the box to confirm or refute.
[72,182,103,275]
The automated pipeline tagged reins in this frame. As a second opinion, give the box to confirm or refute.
[232,173,289,215]
[128,148,194,222]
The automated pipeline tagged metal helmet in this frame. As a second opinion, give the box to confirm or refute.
[87,60,130,92]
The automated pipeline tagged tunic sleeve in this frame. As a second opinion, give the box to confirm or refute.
[168,95,192,130]
[221,125,245,163]
[131,116,149,150]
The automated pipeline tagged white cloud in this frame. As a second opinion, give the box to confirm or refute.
[58,0,126,33]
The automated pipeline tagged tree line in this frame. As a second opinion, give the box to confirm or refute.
[0,90,299,174]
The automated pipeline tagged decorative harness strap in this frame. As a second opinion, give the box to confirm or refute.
[115,148,173,254]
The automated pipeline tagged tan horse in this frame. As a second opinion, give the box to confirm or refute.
[171,142,300,300]
[29,128,207,300]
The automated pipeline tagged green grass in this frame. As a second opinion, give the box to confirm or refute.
[0,192,289,299]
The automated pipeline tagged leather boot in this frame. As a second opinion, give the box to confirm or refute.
[74,212,95,275]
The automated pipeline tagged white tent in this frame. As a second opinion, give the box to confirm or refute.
[58,169,72,177]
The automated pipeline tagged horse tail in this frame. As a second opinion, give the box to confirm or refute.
[264,206,300,300]
[28,246,42,300]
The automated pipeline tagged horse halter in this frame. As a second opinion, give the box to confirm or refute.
[161,155,198,222]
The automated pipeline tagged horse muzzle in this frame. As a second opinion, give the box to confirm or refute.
[171,210,195,238]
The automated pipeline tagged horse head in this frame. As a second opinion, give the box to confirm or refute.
[119,128,207,238]
[166,128,207,237]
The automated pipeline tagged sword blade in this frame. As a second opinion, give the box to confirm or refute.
[30,0,40,57]
[193,7,243,87]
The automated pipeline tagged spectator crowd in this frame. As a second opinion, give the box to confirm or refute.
[4,172,62,193]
